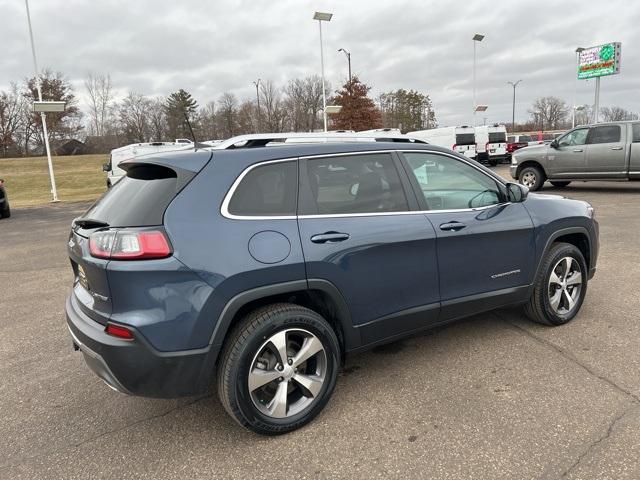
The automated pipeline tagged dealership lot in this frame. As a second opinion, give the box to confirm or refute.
[1,165,640,479]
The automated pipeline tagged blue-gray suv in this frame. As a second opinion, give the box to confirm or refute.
[66,142,598,434]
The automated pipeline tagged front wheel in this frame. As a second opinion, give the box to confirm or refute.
[524,242,587,326]
[550,181,571,188]
[519,165,545,191]
[217,303,340,435]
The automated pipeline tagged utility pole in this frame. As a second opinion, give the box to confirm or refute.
[594,77,601,123]
[252,79,261,133]
[507,80,522,132]
[472,34,485,126]
[313,12,333,132]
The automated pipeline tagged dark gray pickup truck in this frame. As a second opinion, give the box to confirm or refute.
[510,121,640,190]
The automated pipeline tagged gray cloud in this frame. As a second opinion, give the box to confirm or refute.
[1,0,638,126]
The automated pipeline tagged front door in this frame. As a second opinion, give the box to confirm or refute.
[401,151,535,320]
[547,127,589,177]
[297,152,440,345]
[585,124,627,176]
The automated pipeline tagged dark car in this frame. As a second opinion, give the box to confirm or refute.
[66,142,599,434]
[0,180,10,218]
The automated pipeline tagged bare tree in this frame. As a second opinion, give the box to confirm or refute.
[600,106,639,122]
[528,96,569,130]
[302,75,324,131]
[217,92,238,138]
[0,83,25,157]
[147,97,167,141]
[198,101,219,140]
[236,99,256,135]
[118,92,151,143]
[259,80,287,132]
[85,72,114,137]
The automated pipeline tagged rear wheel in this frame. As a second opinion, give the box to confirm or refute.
[524,242,587,326]
[519,165,545,191]
[550,181,571,188]
[488,158,499,167]
[217,303,340,435]
[0,203,9,218]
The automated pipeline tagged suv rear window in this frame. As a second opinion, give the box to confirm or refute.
[82,165,179,227]
[305,153,408,215]
[227,161,298,216]
[488,132,506,143]
[455,133,475,145]
[588,125,621,144]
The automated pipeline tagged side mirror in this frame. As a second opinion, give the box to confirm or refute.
[102,163,112,172]
[550,139,559,149]
[506,182,528,203]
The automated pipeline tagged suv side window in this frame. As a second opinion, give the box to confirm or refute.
[633,123,640,143]
[588,125,621,144]
[227,161,297,216]
[558,128,589,147]
[305,153,408,214]
[404,152,503,210]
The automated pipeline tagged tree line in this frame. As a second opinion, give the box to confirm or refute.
[0,71,437,157]
[1,69,638,157]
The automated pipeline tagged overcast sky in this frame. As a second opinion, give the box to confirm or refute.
[1,0,639,127]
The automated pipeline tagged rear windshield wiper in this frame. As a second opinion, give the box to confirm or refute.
[73,218,110,229]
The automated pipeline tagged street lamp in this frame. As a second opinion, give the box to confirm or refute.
[313,11,332,132]
[338,48,351,81]
[252,78,261,133]
[572,47,585,128]
[472,33,485,126]
[24,0,58,202]
[507,80,522,132]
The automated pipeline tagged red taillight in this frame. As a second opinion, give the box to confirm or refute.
[105,323,135,340]
[89,230,171,260]
[452,144,457,150]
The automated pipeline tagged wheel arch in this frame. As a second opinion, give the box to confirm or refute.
[534,227,592,280]
[209,279,359,364]
[517,160,547,179]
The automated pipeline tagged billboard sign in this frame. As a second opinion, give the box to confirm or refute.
[578,43,621,80]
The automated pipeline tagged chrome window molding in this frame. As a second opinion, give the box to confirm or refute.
[220,149,510,221]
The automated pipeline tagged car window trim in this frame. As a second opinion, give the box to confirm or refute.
[221,157,300,220]
[220,149,512,221]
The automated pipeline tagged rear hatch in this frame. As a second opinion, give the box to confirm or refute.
[487,131,507,154]
[68,151,212,325]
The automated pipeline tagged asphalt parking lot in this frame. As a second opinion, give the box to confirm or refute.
[2,165,640,479]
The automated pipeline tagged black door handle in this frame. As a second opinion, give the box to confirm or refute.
[310,232,350,244]
[439,222,466,232]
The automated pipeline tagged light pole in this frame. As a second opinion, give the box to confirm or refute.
[472,33,484,126]
[314,11,332,132]
[572,47,585,128]
[338,48,351,82]
[252,78,261,133]
[507,80,522,132]
[24,0,58,202]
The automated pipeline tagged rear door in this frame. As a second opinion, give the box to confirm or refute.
[585,124,627,176]
[400,151,535,320]
[547,127,589,177]
[297,151,440,344]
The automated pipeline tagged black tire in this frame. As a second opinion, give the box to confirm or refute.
[524,242,588,326]
[217,303,340,435]
[518,165,545,191]
[0,204,9,219]
[550,181,571,188]
[488,158,499,167]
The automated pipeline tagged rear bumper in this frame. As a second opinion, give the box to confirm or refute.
[65,294,216,398]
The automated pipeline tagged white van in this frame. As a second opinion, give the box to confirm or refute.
[475,125,507,165]
[103,141,193,187]
[406,126,477,159]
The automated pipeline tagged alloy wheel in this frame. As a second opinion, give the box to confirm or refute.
[547,256,583,315]
[521,171,537,188]
[248,328,327,419]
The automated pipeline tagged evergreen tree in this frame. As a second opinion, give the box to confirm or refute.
[165,89,198,139]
